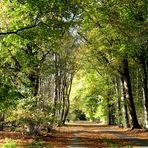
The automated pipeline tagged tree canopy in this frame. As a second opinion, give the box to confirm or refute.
[0,0,148,133]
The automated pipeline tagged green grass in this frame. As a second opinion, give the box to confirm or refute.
[19,140,52,148]
[1,138,16,148]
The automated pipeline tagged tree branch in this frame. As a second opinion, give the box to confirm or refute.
[78,32,110,64]
[8,49,21,71]
[0,22,41,36]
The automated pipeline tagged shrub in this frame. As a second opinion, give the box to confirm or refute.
[2,138,16,148]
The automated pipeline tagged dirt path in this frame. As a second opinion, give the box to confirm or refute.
[42,121,148,148]
[96,125,148,148]
[0,121,148,147]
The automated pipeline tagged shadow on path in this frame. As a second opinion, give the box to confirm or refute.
[39,122,148,148]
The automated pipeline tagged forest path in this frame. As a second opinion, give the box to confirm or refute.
[44,121,148,148]
[1,121,148,147]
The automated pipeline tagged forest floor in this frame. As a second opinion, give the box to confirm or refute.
[0,121,148,148]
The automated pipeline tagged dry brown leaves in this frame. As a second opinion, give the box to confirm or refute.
[0,122,147,147]
[124,129,148,140]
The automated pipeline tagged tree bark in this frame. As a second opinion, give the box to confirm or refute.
[121,75,130,128]
[115,76,122,127]
[122,58,141,129]
[0,113,5,131]
[53,53,59,117]
[62,74,73,124]
[141,58,148,129]
[107,97,112,125]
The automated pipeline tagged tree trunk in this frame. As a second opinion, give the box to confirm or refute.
[122,58,141,129]
[0,113,5,131]
[121,76,130,128]
[141,58,148,129]
[53,53,59,117]
[62,77,72,124]
[107,97,112,125]
[61,74,73,125]
[60,75,66,125]
[106,79,115,125]
[115,76,122,127]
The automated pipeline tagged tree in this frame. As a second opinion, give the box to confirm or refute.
[0,0,80,132]
[77,0,146,128]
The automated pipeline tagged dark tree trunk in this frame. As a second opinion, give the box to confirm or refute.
[111,104,115,125]
[0,113,5,131]
[28,71,39,107]
[62,99,70,124]
[106,79,115,125]
[107,97,112,125]
[61,74,73,125]
[60,75,66,125]
[62,85,71,125]
[122,58,141,129]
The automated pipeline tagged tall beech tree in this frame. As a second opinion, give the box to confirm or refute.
[121,58,141,128]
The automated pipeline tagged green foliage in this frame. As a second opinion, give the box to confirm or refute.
[7,97,53,126]
[0,75,23,110]
[1,138,16,148]
[70,69,110,122]
[0,0,147,128]
[69,109,86,121]
[29,140,45,148]
[0,0,80,126]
